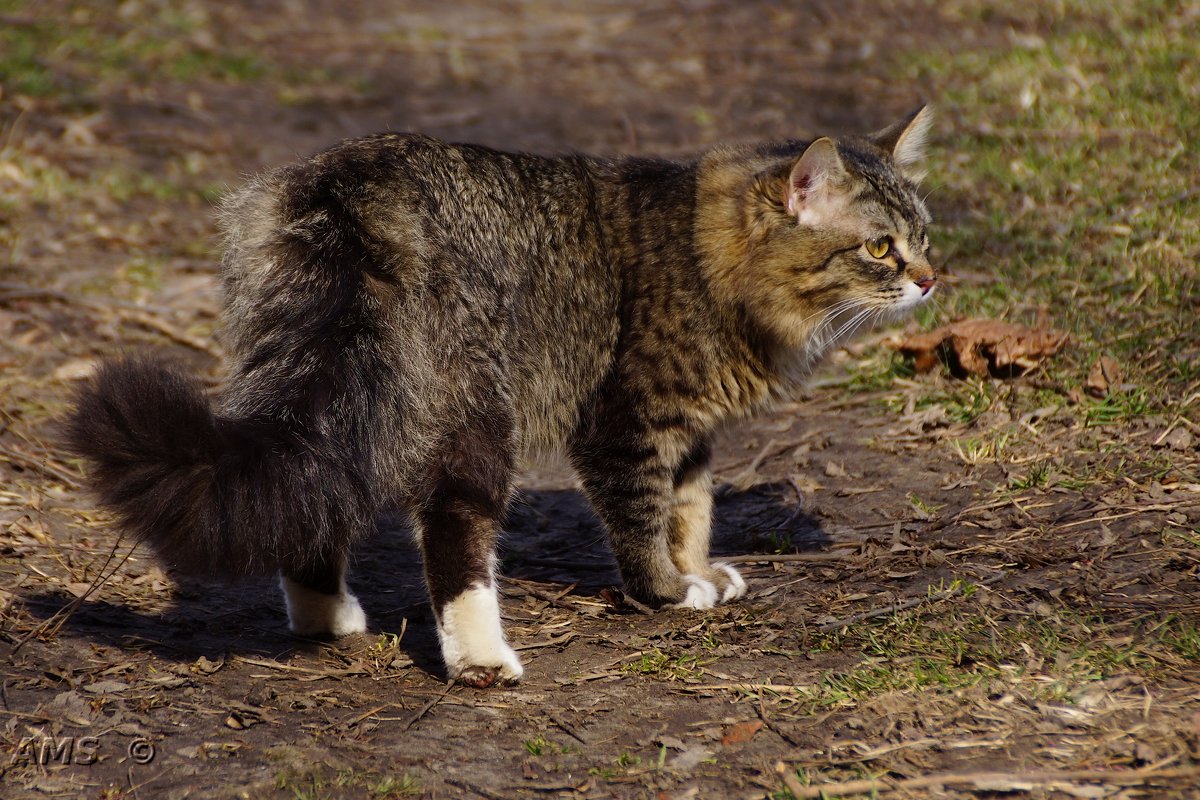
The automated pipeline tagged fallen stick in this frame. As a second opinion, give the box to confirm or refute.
[725,437,779,488]
[599,586,654,615]
[9,534,135,655]
[321,703,393,733]
[546,710,589,745]
[443,777,508,800]
[403,683,453,732]
[722,552,850,564]
[117,307,223,358]
[502,578,581,610]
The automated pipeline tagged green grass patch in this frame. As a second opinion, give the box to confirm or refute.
[622,647,712,682]
[885,375,997,424]
[951,428,1015,465]
[802,590,1194,710]
[0,0,267,102]
[909,0,1198,418]
[523,734,571,756]
[0,149,211,207]
[845,350,916,394]
[274,766,420,799]
[1157,615,1200,661]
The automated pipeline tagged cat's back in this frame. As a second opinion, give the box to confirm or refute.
[217,132,622,454]
[222,132,613,279]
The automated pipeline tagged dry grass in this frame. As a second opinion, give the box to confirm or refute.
[0,2,1197,799]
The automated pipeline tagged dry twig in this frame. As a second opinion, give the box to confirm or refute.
[403,683,453,731]
[723,552,850,564]
[775,762,1200,798]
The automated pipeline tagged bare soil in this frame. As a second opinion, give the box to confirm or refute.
[2,2,1197,799]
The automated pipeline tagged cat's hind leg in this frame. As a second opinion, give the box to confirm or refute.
[669,442,746,605]
[280,553,368,638]
[416,415,522,688]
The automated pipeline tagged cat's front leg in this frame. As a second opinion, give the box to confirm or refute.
[573,430,743,609]
[669,440,747,605]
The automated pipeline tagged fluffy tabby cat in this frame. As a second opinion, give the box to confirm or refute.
[68,107,937,687]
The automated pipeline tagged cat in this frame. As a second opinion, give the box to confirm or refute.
[67,107,936,688]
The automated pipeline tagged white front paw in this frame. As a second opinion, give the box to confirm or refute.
[670,574,719,610]
[714,562,747,602]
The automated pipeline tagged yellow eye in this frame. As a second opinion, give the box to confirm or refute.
[865,236,892,259]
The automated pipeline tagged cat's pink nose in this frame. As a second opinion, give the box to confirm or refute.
[916,276,936,295]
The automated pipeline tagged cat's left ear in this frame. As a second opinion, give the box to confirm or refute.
[870,105,933,182]
[785,137,848,223]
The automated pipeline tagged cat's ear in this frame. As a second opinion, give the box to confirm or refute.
[870,105,933,181]
[785,137,848,222]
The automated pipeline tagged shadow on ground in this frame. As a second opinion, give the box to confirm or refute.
[20,483,826,681]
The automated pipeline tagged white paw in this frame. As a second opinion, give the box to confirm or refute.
[670,574,719,610]
[438,583,524,686]
[280,576,368,637]
[448,642,525,688]
[714,562,747,602]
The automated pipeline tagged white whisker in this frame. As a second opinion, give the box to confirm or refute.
[799,298,859,332]
[847,308,876,340]
[816,306,859,348]
[843,308,880,343]
[827,308,871,348]
[806,299,862,349]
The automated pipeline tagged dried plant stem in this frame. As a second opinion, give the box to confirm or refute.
[816,573,1005,632]
[0,445,83,488]
[723,552,850,564]
[775,762,1200,798]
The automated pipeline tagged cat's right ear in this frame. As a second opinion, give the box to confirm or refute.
[870,105,933,181]
[785,137,848,224]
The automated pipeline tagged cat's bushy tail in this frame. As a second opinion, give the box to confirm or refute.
[65,164,399,579]
[65,356,376,578]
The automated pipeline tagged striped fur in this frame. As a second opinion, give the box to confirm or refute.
[67,109,937,685]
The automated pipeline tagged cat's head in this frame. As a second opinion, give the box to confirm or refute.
[709,107,937,354]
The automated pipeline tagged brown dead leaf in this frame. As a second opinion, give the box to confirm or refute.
[83,680,130,695]
[224,710,261,730]
[1085,355,1121,398]
[721,720,763,745]
[1153,427,1194,451]
[47,690,97,726]
[1135,741,1159,765]
[789,473,823,493]
[896,319,1068,378]
[53,358,97,383]
[823,460,847,478]
[193,654,225,675]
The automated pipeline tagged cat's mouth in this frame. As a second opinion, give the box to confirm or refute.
[890,278,936,313]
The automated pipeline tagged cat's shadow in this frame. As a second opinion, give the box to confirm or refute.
[24,481,828,680]
[497,480,829,586]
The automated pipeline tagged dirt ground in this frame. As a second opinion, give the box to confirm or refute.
[1,1,1198,798]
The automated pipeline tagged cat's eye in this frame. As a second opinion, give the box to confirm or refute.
[865,236,893,259]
